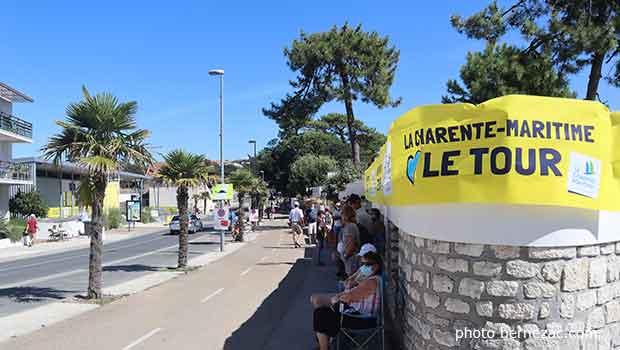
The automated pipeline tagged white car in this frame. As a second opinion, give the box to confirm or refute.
[169,215,203,234]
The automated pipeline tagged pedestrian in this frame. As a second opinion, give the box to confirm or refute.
[24,214,38,247]
[316,210,328,265]
[306,203,318,244]
[369,208,386,255]
[339,204,360,277]
[289,202,305,248]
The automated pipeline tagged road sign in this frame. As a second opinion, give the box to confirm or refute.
[212,184,234,201]
[126,200,141,222]
[214,207,230,230]
[250,208,259,223]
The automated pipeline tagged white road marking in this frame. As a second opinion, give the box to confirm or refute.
[122,328,162,350]
[240,267,253,276]
[200,288,224,303]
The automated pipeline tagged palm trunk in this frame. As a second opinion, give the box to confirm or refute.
[586,52,605,101]
[177,186,189,268]
[87,173,106,299]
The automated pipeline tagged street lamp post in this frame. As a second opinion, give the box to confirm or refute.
[248,139,257,175]
[208,69,225,184]
[209,68,225,252]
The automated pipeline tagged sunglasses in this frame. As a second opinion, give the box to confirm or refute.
[361,262,377,266]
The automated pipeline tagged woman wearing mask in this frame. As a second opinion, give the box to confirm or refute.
[310,251,382,350]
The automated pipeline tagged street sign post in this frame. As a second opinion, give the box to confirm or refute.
[212,183,234,201]
[212,184,234,252]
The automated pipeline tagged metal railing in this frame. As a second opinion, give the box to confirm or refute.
[0,161,32,182]
[0,111,33,138]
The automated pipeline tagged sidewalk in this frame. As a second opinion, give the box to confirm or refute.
[0,222,167,263]
[224,242,338,349]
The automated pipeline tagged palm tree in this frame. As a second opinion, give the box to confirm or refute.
[229,169,268,239]
[191,193,200,213]
[199,190,211,213]
[229,169,254,241]
[157,150,209,267]
[43,86,152,299]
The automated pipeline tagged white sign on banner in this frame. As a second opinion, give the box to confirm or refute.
[382,141,392,195]
[214,207,230,230]
[567,152,601,198]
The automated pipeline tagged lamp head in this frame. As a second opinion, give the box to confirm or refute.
[208,69,225,76]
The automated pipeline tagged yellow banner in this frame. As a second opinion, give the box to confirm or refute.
[365,95,620,211]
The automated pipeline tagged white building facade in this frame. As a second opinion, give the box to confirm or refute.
[0,82,34,219]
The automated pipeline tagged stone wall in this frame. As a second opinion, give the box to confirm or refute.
[385,225,620,350]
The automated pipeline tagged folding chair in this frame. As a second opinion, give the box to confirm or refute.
[337,277,385,350]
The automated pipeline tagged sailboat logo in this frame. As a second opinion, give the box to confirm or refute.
[584,160,595,175]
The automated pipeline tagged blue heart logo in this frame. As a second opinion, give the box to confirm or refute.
[407,151,421,184]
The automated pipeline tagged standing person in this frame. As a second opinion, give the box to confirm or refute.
[369,208,386,255]
[347,194,372,234]
[316,210,327,265]
[339,204,360,277]
[25,214,38,247]
[289,202,305,248]
[306,203,318,244]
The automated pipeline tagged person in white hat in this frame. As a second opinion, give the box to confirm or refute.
[343,243,377,287]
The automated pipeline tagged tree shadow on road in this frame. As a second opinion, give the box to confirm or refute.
[223,247,337,350]
[188,241,218,246]
[103,264,162,272]
[0,287,77,303]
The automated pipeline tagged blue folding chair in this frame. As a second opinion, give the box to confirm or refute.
[336,276,385,350]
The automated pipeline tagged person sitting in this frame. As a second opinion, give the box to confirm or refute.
[310,251,383,350]
[342,243,377,289]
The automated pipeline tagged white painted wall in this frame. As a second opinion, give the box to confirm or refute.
[0,185,9,219]
[36,177,77,208]
[0,99,11,114]
[149,186,213,212]
[0,142,12,162]
[375,202,620,247]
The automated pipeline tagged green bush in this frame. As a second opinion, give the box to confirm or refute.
[141,207,153,223]
[104,208,123,229]
[0,218,26,242]
[9,191,49,218]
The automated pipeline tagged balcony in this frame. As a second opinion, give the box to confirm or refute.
[0,160,32,184]
[0,111,32,141]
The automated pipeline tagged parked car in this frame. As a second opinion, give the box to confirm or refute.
[169,214,203,234]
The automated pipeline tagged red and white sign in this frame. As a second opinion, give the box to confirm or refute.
[215,207,230,230]
[250,209,259,223]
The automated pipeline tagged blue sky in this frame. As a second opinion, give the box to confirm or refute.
[2,1,619,161]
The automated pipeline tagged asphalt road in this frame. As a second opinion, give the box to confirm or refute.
[2,220,327,350]
[0,229,223,318]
